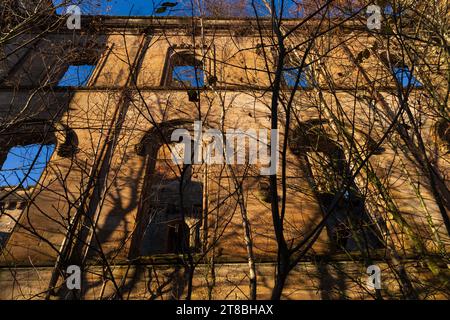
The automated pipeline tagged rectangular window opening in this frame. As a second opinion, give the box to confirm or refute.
[394,67,422,88]
[0,143,55,188]
[58,64,96,87]
[283,67,310,88]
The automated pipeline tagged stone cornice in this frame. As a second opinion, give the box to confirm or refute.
[54,15,373,36]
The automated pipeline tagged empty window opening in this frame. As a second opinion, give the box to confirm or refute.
[140,203,202,255]
[383,4,406,17]
[58,64,96,87]
[288,120,385,252]
[173,65,204,88]
[163,50,205,88]
[283,66,310,88]
[0,143,55,188]
[138,141,203,256]
[393,67,422,88]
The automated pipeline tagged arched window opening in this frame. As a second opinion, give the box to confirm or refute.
[289,120,385,252]
[0,120,76,249]
[132,121,204,257]
[162,49,205,88]
[56,42,105,87]
[0,122,59,189]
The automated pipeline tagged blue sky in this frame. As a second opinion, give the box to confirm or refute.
[394,67,422,88]
[172,66,205,87]
[51,0,308,17]
[51,1,394,18]
[58,65,96,87]
[53,0,158,16]
[93,0,159,16]
[0,144,55,188]
[283,67,309,88]
[53,0,206,16]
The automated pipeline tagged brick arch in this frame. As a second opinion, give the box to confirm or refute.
[160,47,205,87]
[288,119,340,154]
[135,119,195,156]
[288,118,384,156]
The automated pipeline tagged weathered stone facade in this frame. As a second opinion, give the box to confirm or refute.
[0,14,449,300]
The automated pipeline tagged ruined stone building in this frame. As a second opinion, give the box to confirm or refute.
[0,7,449,299]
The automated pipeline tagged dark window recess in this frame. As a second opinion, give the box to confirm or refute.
[140,203,202,255]
[318,192,384,252]
[6,201,17,210]
[167,220,190,253]
[187,89,199,102]
[207,75,218,86]
[0,231,8,247]
[165,204,201,253]
[0,143,55,188]
[436,118,450,152]
[288,119,331,155]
